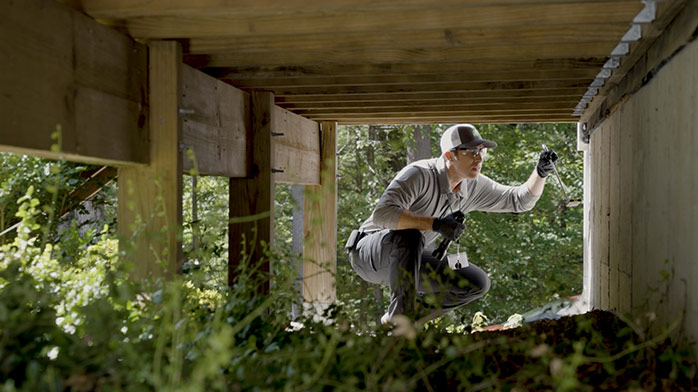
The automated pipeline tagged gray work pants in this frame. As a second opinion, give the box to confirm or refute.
[349,229,490,323]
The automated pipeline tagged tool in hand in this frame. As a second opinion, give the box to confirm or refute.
[541,144,581,208]
[432,210,465,260]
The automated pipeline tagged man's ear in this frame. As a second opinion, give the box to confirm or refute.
[445,150,457,162]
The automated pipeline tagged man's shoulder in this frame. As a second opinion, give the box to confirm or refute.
[398,158,439,177]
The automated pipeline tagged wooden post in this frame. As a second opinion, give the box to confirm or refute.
[117,41,183,279]
[229,91,275,293]
[303,121,338,305]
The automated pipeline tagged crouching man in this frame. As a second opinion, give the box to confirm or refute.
[345,124,557,325]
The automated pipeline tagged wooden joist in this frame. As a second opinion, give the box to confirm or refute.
[60,0,643,19]
[187,24,627,55]
[187,43,618,69]
[94,3,642,39]
[0,0,148,166]
[206,58,609,80]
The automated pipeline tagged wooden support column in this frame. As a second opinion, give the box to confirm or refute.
[229,92,275,292]
[117,41,183,279]
[303,121,338,304]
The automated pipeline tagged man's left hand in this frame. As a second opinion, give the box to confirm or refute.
[536,149,559,178]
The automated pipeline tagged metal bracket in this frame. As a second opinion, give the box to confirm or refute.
[621,24,642,42]
[610,42,630,57]
[603,57,621,69]
[633,1,657,24]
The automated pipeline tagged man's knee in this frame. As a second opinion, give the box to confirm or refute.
[475,274,491,298]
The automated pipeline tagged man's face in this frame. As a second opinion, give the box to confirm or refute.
[451,145,487,179]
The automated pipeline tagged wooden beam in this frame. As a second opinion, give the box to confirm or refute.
[118,41,183,279]
[180,65,249,177]
[303,121,338,303]
[224,70,600,89]
[186,42,618,68]
[203,58,608,80]
[229,92,275,292]
[232,80,592,97]
[275,88,590,104]
[338,116,577,125]
[279,97,580,111]
[186,25,627,55]
[272,107,321,185]
[64,0,641,19]
[290,101,577,115]
[0,0,147,166]
[99,3,642,39]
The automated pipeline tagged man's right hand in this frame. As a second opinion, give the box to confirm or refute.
[432,212,465,241]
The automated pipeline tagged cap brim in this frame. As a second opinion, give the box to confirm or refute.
[458,139,497,149]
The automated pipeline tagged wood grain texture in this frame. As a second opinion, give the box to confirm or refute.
[104,3,641,39]
[0,0,147,165]
[66,0,642,19]
[303,122,337,303]
[187,43,617,68]
[181,65,249,177]
[272,106,321,185]
[118,41,183,279]
[229,92,275,293]
[187,25,626,55]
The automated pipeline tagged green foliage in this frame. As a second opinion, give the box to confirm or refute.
[0,151,696,391]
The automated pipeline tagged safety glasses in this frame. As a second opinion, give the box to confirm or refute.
[454,147,487,159]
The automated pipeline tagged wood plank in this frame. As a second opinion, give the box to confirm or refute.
[67,0,641,19]
[105,3,642,39]
[0,0,147,166]
[310,111,574,120]
[338,117,577,125]
[279,97,581,111]
[235,80,592,97]
[205,59,608,80]
[272,107,321,185]
[275,89,590,104]
[187,25,627,55]
[229,92,275,293]
[292,103,576,116]
[582,0,694,131]
[180,65,249,177]
[225,70,600,89]
[118,41,183,279]
[303,121,338,303]
[187,42,618,68]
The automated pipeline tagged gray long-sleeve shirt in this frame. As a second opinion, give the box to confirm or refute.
[358,157,540,248]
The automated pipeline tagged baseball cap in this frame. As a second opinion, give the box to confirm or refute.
[440,124,497,154]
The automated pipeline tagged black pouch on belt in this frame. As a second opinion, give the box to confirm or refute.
[344,230,364,250]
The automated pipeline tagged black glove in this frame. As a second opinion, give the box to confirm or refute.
[536,149,559,178]
[432,212,465,241]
